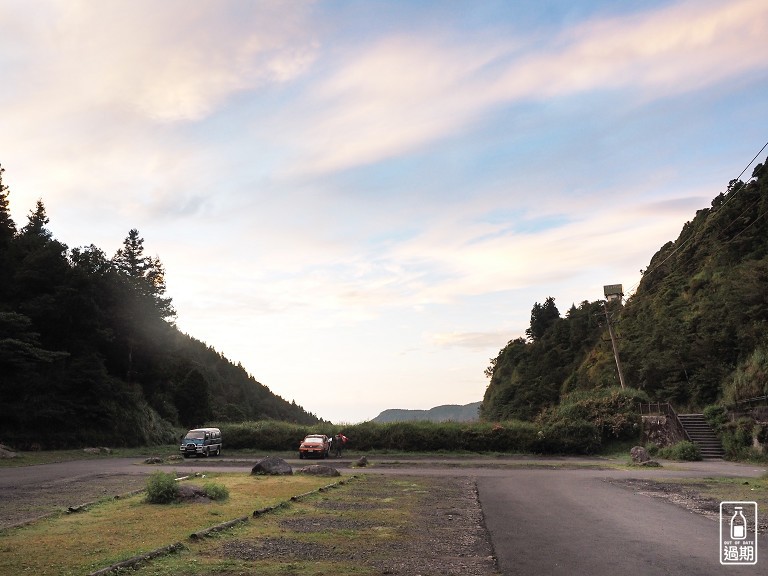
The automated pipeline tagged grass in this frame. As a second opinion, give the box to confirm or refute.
[0,473,333,576]
[127,475,423,576]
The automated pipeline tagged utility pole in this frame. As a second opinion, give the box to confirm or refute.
[603,300,626,390]
[602,284,626,389]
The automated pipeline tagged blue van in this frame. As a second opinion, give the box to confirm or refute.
[180,427,222,458]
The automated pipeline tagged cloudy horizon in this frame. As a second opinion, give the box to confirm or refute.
[2,0,767,422]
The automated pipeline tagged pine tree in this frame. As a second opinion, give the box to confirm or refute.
[113,229,175,319]
[0,164,16,244]
[20,199,52,239]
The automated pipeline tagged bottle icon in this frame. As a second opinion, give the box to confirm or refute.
[731,506,747,540]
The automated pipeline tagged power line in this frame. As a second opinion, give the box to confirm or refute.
[624,140,768,300]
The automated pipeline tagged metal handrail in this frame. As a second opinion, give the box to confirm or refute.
[637,402,691,442]
[733,395,768,406]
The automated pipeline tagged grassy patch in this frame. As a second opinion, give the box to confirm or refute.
[135,476,428,576]
[0,473,331,575]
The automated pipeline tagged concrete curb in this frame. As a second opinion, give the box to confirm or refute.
[87,542,186,576]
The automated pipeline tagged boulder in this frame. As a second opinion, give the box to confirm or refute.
[251,456,293,476]
[0,445,17,459]
[355,456,368,467]
[630,446,650,464]
[177,484,210,502]
[296,464,340,477]
[144,457,164,464]
[83,447,112,455]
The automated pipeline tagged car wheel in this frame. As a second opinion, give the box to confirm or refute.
[299,452,304,459]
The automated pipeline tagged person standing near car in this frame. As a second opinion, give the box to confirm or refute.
[334,433,348,457]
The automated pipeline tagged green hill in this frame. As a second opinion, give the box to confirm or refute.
[482,157,768,420]
[372,402,482,423]
[0,166,320,448]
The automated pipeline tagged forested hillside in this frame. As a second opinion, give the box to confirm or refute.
[0,166,319,448]
[483,158,768,421]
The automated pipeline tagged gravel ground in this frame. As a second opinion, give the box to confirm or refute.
[608,478,768,533]
[216,475,501,575]
[0,473,148,529]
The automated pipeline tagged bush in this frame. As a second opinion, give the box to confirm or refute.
[541,387,645,442]
[703,405,727,430]
[658,441,701,461]
[720,417,755,458]
[536,419,601,454]
[203,482,229,501]
[145,471,179,504]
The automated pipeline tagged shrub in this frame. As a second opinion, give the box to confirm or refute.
[203,482,229,501]
[536,419,601,454]
[542,387,645,442]
[702,405,727,430]
[658,441,701,461]
[720,417,755,458]
[145,471,179,504]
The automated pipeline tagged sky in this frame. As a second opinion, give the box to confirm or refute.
[2,0,767,424]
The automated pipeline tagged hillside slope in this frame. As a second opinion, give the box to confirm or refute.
[0,171,319,448]
[482,157,768,419]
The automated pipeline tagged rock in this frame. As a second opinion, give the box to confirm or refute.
[144,457,164,464]
[355,456,368,467]
[296,464,340,477]
[177,484,210,502]
[630,446,650,464]
[83,447,112,455]
[251,456,293,476]
[638,460,661,467]
[0,446,17,459]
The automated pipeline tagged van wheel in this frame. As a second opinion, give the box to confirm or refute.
[215,446,220,456]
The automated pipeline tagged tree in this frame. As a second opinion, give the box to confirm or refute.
[20,199,52,239]
[112,229,174,320]
[0,164,15,245]
[0,165,17,299]
[525,297,560,342]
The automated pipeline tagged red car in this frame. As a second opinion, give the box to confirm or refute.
[298,434,330,459]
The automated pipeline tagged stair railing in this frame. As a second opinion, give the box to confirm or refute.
[638,401,691,442]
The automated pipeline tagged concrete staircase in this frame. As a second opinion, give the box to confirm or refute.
[677,413,725,459]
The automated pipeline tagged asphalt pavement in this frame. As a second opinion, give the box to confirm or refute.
[478,467,765,575]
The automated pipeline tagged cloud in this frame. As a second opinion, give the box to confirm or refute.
[492,0,768,99]
[431,331,513,350]
[2,0,318,123]
[284,0,768,174]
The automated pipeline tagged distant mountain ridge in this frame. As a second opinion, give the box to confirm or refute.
[372,402,481,423]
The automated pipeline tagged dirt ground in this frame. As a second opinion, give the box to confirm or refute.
[216,475,500,575]
[608,478,768,533]
[0,473,148,529]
